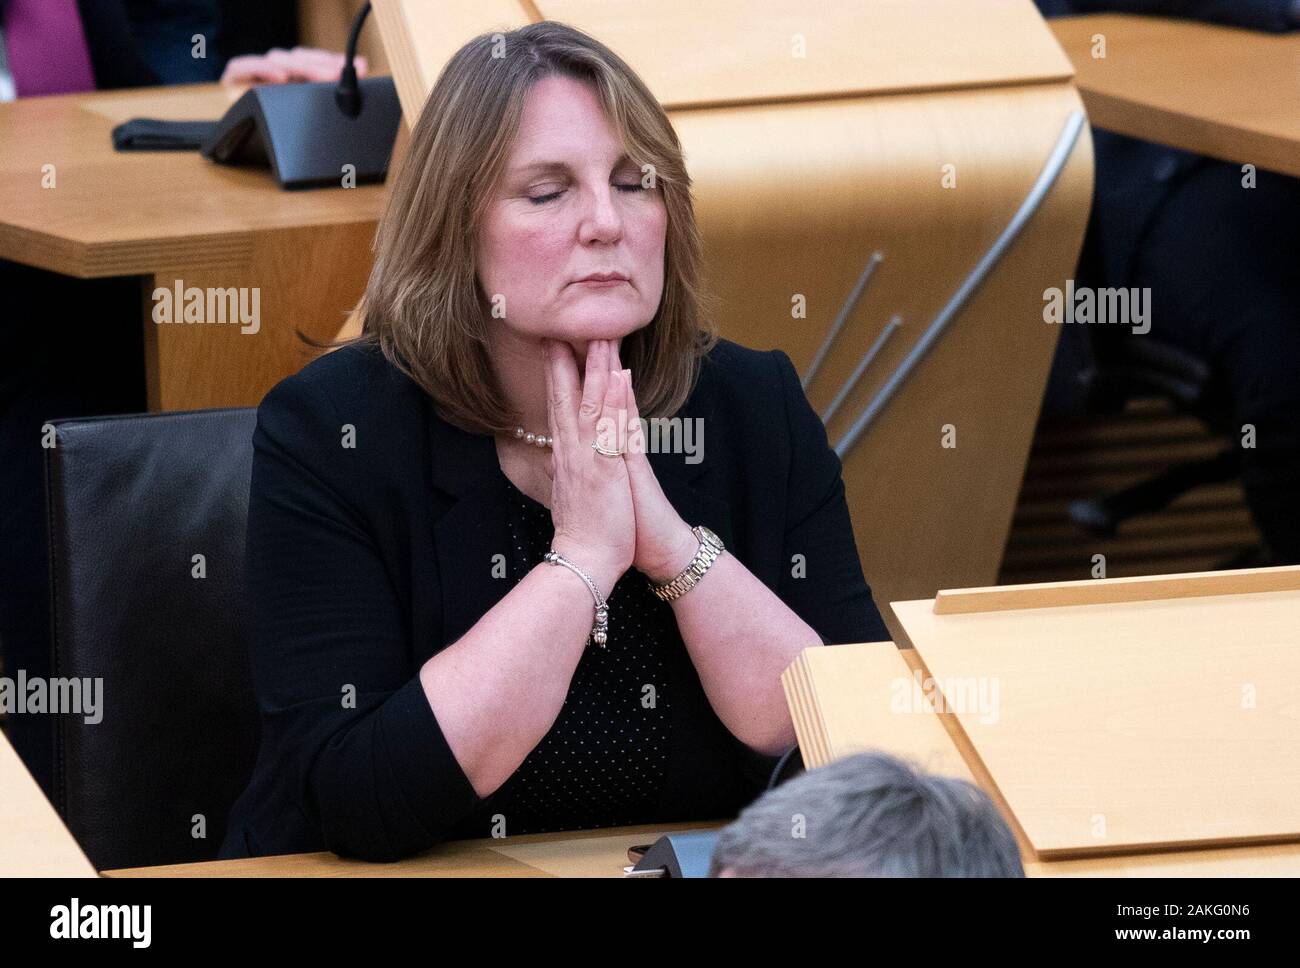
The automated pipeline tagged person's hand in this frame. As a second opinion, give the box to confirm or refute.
[609,344,699,586]
[220,47,369,86]
[544,338,636,598]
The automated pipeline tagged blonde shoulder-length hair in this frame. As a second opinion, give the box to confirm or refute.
[342,20,719,437]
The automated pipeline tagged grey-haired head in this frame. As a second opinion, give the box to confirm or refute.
[708,750,1024,877]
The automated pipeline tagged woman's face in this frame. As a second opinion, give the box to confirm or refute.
[477,74,668,350]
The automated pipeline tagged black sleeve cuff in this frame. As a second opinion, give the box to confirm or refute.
[376,675,487,840]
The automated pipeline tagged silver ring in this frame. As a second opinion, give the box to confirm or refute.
[592,440,624,458]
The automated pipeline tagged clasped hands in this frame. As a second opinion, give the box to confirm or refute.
[542,337,699,591]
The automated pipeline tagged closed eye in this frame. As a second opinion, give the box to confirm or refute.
[527,183,647,206]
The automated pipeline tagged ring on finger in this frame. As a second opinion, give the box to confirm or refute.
[591,440,624,458]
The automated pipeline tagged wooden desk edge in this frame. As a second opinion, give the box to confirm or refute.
[100,820,728,878]
[930,564,1300,614]
[1048,14,1300,178]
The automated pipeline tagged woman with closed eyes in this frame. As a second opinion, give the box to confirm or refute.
[221,20,888,862]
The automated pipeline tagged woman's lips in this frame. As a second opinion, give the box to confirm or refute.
[572,278,629,288]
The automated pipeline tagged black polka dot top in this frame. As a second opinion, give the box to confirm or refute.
[490,476,675,836]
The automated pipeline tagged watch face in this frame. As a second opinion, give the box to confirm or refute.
[696,526,722,551]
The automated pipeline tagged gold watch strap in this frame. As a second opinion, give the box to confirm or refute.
[649,526,724,602]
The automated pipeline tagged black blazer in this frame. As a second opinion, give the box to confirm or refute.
[219,336,888,861]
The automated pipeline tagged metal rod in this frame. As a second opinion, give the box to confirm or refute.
[834,109,1087,460]
[801,251,884,390]
[821,315,902,425]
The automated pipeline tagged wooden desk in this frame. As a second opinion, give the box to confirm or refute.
[101,813,1300,878]
[0,730,97,877]
[104,821,724,878]
[783,641,977,784]
[0,83,386,411]
[1050,14,1300,177]
[1026,841,1300,877]
[893,565,1300,859]
[783,635,1300,878]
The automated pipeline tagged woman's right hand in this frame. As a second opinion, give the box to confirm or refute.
[544,337,636,596]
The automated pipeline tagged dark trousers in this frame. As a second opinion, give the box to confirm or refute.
[1131,162,1300,562]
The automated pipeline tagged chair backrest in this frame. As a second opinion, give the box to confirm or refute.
[44,408,259,872]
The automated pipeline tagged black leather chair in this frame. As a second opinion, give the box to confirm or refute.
[43,407,260,871]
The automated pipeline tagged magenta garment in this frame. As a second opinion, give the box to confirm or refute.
[3,0,96,97]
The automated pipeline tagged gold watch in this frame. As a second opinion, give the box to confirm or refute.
[649,525,724,602]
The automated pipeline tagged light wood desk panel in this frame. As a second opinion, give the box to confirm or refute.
[537,0,1072,109]
[0,731,97,877]
[894,565,1300,858]
[1050,14,1300,177]
[784,642,978,784]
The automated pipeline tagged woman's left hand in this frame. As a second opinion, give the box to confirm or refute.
[609,345,699,587]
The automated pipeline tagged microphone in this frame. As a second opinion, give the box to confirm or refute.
[335,1,373,118]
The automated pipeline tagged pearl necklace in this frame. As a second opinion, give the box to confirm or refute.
[513,426,552,449]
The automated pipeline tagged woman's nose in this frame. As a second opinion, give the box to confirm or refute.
[578,183,624,244]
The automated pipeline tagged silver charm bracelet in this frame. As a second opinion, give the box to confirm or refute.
[542,550,609,648]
